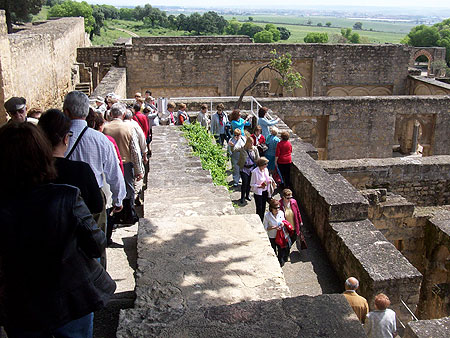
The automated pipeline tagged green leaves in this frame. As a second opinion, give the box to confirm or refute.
[181,123,228,188]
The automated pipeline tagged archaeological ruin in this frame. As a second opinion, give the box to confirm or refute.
[1,10,449,337]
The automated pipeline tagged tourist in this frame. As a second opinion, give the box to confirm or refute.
[177,103,190,125]
[230,109,251,136]
[275,131,293,190]
[166,101,177,125]
[238,136,260,204]
[257,106,280,139]
[343,277,369,323]
[365,293,397,338]
[197,103,209,129]
[210,103,228,146]
[27,107,42,120]
[144,90,155,107]
[251,125,267,156]
[279,189,306,255]
[0,122,116,337]
[265,126,280,174]
[133,92,142,107]
[250,157,271,221]
[132,103,150,144]
[92,96,107,116]
[63,91,126,236]
[228,128,246,187]
[4,96,37,124]
[263,199,285,265]
[38,109,103,215]
[103,103,144,226]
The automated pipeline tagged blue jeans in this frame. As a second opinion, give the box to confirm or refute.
[6,313,93,338]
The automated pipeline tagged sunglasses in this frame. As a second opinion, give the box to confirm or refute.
[284,196,292,199]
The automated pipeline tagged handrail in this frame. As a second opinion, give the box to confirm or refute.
[400,298,419,321]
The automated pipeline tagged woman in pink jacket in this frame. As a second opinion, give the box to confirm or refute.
[279,189,307,259]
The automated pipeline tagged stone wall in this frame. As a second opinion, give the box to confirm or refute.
[319,156,450,206]
[76,43,436,100]
[407,76,450,95]
[404,317,450,338]
[288,145,422,322]
[417,211,450,319]
[131,35,252,45]
[90,67,127,100]
[0,14,89,122]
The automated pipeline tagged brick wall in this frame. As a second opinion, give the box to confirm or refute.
[131,35,252,45]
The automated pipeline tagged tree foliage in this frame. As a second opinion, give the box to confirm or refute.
[0,0,45,33]
[403,19,450,64]
[48,0,94,33]
[341,28,360,43]
[326,22,331,27]
[277,26,291,40]
[235,50,303,109]
[304,32,329,43]
[353,22,363,30]
[254,30,273,43]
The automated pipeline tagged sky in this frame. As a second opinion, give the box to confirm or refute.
[85,0,450,9]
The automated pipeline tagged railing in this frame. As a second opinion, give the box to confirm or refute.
[396,298,419,336]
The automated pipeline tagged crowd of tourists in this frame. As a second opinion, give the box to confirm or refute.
[0,93,398,337]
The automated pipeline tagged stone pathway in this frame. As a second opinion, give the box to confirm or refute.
[228,173,342,297]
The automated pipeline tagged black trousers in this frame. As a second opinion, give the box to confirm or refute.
[240,171,251,200]
[254,190,268,221]
[269,238,287,265]
[278,162,292,190]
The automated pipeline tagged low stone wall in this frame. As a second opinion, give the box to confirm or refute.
[404,317,450,338]
[407,76,450,95]
[90,67,127,100]
[417,211,450,319]
[319,156,450,206]
[289,145,422,322]
[131,35,252,45]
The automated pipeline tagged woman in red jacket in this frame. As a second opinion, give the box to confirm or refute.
[279,189,307,255]
[275,131,292,190]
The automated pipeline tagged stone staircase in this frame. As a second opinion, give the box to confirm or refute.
[74,82,91,96]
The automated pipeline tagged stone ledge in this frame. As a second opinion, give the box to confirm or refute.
[117,294,365,337]
[404,317,450,338]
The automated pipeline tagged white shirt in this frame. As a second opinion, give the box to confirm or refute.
[365,309,397,338]
[250,166,271,195]
[263,210,284,238]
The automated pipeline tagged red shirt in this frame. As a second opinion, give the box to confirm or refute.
[133,112,149,137]
[275,140,292,164]
[251,133,266,146]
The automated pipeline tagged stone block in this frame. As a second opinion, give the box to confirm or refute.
[404,317,450,338]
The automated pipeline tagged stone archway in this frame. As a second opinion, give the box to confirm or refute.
[411,49,433,76]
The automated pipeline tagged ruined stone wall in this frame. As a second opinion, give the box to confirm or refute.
[77,43,420,99]
[0,16,89,122]
[288,140,422,323]
[319,156,450,206]
[417,211,450,319]
[131,35,252,45]
[90,67,126,100]
[407,76,450,95]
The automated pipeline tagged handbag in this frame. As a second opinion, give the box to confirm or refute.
[273,165,283,185]
[296,230,308,250]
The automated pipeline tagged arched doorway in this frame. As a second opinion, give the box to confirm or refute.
[411,50,433,77]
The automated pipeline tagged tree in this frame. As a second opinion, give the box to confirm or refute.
[306,19,312,25]
[304,32,329,43]
[235,50,303,109]
[248,16,253,22]
[265,23,280,41]
[317,22,322,27]
[119,8,134,21]
[239,22,263,38]
[341,28,360,44]
[326,22,331,27]
[277,26,291,40]
[403,20,450,64]
[226,18,242,35]
[0,0,45,33]
[353,22,363,30]
[48,0,94,34]
[254,30,273,43]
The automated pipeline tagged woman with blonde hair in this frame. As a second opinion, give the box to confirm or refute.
[238,136,260,204]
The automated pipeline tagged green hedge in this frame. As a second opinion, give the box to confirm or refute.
[181,123,228,187]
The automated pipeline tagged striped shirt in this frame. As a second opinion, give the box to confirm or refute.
[65,119,126,207]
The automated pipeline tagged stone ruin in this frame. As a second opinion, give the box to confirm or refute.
[1,11,449,336]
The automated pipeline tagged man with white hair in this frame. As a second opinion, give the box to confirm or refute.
[103,103,143,224]
[64,91,126,226]
[343,277,369,323]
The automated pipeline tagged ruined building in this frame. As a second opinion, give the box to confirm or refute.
[1,11,449,336]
